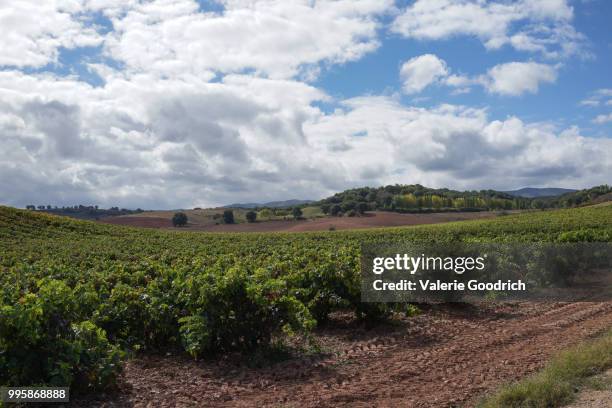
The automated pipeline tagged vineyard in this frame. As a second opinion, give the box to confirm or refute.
[1,204,611,397]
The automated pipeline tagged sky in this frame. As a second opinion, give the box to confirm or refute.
[0,0,611,209]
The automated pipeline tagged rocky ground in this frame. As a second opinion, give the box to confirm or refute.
[72,301,612,407]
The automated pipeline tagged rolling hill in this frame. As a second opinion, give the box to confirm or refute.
[224,199,313,209]
[503,187,577,198]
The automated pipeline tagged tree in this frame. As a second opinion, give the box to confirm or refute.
[26,205,35,210]
[259,208,272,220]
[382,193,393,208]
[246,211,257,223]
[431,195,443,209]
[342,201,356,212]
[330,204,342,216]
[223,210,235,224]
[531,200,545,210]
[356,202,369,214]
[292,207,303,219]
[172,212,188,227]
[320,204,331,214]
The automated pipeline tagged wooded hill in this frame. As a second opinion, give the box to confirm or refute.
[314,184,612,215]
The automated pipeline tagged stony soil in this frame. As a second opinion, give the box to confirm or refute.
[565,369,612,408]
[72,301,612,407]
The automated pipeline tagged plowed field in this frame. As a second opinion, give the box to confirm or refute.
[74,301,612,407]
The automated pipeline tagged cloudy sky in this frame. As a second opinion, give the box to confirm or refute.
[1,0,611,209]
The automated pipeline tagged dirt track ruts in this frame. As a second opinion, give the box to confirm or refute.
[74,301,612,407]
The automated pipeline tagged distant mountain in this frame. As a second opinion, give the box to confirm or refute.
[224,199,314,209]
[503,187,577,198]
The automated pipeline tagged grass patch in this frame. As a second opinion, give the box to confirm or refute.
[301,206,324,218]
[478,329,612,408]
[583,373,612,391]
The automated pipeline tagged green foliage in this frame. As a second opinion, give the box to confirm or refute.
[330,204,342,216]
[0,279,123,391]
[356,202,369,214]
[246,211,257,223]
[172,212,188,227]
[341,201,357,212]
[258,208,272,220]
[291,207,303,219]
[555,185,612,208]
[316,184,612,214]
[0,204,611,393]
[223,210,235,224]
[175,265,314,356]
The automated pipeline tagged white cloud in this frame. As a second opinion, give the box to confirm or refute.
[0,1,609,210]
[102,0,392,80]
[399,54,449,94]
[593,113,612,124]
[0,69,341,208]
[1,69,610,209]
[391,0,586,59]
[306,97,611,191]
[597,89,612,97]
[482,62,558,96]
[580,99,600,107]
[0,0,103,68]
[401,56,558,97]
[579,89,612,113]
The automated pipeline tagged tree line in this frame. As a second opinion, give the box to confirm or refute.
[315,184,612,215]
[25,205,145,219]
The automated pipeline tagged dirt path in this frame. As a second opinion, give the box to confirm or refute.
[565,369,612,408]
[74,302,612,407]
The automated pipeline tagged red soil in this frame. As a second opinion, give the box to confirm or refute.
[100,211,499,233]
[72,301,612,407]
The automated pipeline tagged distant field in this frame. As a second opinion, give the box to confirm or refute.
[106,206,324,226]
[101,209,504,232]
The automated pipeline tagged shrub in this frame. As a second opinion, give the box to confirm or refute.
[176,266,314,357]
[0,280,123,391]
[223,210,235,224]
[172,212,188,227]
[95,283,149,348]
[292,207,303,220]
[246,211,257,223]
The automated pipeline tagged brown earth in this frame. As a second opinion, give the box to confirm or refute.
[72,301,612,407]
[565,369,612,408]
[99,211,501,233]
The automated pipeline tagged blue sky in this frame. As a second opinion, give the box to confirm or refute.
[36,0,612,133]
[0,0,610,208]
[315,1,612,135]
